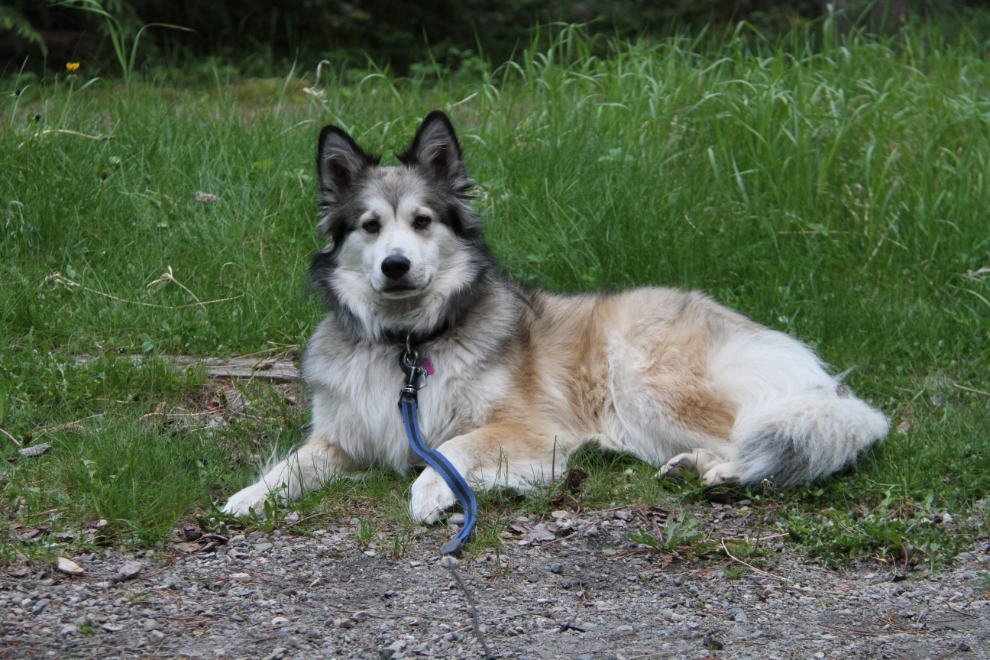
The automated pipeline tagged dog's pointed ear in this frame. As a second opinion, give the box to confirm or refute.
[317,125,377,212]
[398,111,473,193]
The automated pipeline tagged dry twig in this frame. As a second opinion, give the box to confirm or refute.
[43,272,242,310]
[0,426,22,447]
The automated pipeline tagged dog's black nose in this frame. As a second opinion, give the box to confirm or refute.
[381,255,411,280]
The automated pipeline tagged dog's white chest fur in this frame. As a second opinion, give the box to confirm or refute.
[303,320,509,472]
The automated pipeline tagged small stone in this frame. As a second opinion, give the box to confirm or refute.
[262,648,287,660]
[182,526,203,541]
[549,563,564,574]
[728,607,748,623]
[958,642,972,652]
[527,574,540,583]
[364,550,376,557]
[254,543,273,552]
[112,560,143,582]
[577,655,595,660]
[149,629,166,643]
[379,650,395,660]
[615,624,634,634]
[333,617,355,628]
[448,512,465,525]
[230,615,245,622]
[142,619,161,631]
[703,634,724,650]
[30,599,49,615]
[270,616,290,626]
[59,624,78,636]
[404,616,420,626]
[57,557,85,576]
[352,611,372,622]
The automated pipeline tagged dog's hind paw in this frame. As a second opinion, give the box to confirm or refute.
[221,484,276,518]
[409,468,457,525]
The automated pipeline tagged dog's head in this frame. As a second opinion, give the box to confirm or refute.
[311,112,492,340]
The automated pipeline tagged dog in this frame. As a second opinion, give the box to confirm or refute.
[221,111,888,523]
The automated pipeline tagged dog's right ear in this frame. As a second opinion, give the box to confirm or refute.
[316,125,378,229]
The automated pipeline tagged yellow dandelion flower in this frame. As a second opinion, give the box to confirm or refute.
[66,62,80,72]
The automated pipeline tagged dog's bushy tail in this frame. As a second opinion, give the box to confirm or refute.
[708,328,887,488]
[731,392,888,488]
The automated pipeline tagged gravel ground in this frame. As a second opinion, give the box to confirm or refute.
[2,509,988,660]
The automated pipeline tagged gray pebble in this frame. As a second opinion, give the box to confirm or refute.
[958,642,972,652]
[549,563,564,574]
[728,607,749,623]
[30,599,49,615]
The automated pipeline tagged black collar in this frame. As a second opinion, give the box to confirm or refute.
[382,321,450,348]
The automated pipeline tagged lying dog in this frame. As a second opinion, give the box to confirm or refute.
[222,111,887,523]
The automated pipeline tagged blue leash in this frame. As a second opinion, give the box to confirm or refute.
[398,347,478,556]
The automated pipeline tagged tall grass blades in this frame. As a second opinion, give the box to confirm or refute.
[1,21,987,560]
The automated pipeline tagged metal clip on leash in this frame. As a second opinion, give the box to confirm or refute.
[397,340,491,658]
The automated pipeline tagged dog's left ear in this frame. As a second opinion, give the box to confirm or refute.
[398,111,473,194]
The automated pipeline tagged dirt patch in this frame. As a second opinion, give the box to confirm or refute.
[2,511,987,660]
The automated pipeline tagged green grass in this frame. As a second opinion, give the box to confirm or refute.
[1,20,988,567]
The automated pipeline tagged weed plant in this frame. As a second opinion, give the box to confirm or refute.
[1,20,988,566]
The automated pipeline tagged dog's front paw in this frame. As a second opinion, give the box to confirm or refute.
[656,454,694,481]
[221,484,275,518]
[702,463,739,486]
[409,468,457,524]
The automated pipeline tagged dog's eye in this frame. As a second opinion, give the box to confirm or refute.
[362,219,380,234]
[413,214,432,230]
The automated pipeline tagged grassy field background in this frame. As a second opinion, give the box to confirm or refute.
[1,23,988,568]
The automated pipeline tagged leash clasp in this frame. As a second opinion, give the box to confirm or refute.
[400,343,428,405]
